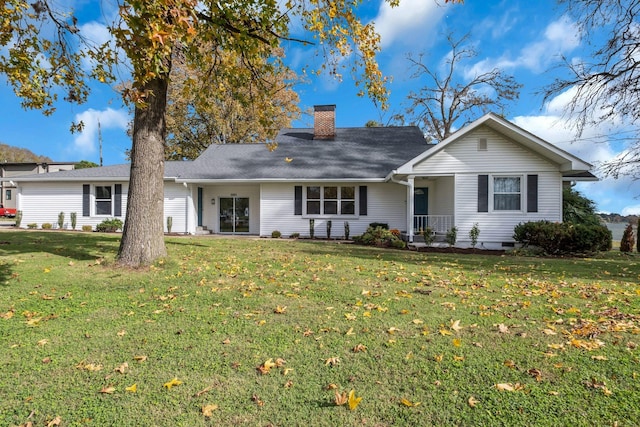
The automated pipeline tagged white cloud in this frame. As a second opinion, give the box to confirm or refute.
[72,108,129,156]
[622,204,640,216]
[373,0,449,49]
[466,15,579,77]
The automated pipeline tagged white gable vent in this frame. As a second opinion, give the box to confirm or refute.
[478,138,487,151]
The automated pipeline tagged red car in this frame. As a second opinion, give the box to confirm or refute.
[0,204,17,217]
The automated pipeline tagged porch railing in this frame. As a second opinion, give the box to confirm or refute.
[413,215,453,235]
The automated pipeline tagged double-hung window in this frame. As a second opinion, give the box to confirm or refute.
[493,176,521,211]
[306,185,356,216]
[95,185,112,215]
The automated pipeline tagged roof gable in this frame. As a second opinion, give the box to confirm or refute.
[395,113,593,175]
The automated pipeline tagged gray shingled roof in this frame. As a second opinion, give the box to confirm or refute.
[5,126,430,182]
[185,127,430,180]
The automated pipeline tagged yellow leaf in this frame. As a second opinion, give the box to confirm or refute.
[284,157,293,163]
[345,327,355,335]
[202,404,218,417]
[451,319,462,332]
[452,338,461,347]
[439,329,452,336]
[37,339,48,346]
[125,384,137,393]
[591,355,608,361]
[542,328,557,335]
[347,389,362,410]
[468,396,479,407]
[503,360,516,369]
[547,343,565,350]
[163,377,182,390]
[387,327,400,334]
[434,354,443,362]
[453,355,465,361]
[412,319,423,325]
[400,398,421,407]
[257,358,277,374]
[273,305,287,314]
[133,355,147,362]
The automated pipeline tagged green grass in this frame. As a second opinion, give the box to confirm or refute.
[1,231,639,426]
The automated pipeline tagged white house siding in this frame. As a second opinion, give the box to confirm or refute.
[413,126,562,248]
[17,181,129,230]
[201,185,260,234]
[260,182,407,238]
[163,182,190,234]
[454,172,562,248]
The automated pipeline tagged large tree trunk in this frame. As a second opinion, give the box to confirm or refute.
[117,77,169,267]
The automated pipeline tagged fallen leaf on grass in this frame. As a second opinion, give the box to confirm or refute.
[251,394,264,406]
[163,377,182,390]
[495,383,524,392]
[528,368,543,382]
[325,357,340,367]
[497,324,509,334]
[284,380,293,388]
[451,319,463,332]
[125,384,137,393]
[503,360,517,369]
[99,386,116,394]
[452,338,461,347]
[46,416,62,427]
[37,339,48,346]
[133,355,147,362]
[257,358,277,375]
[334,390,347,406]
[468,396,479,407]
[400,398,421,407]
[194,386,213,397]
[201,404,218,417]
[352,344,367,353]
[273,305,287,314]
[348,390,362,410]
[591,355,608,361]
[114,362,128,374]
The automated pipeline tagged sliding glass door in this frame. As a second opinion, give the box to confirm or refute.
[219,197,249,233]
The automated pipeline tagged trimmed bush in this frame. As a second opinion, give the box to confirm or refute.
[96,218,123,233]
[620,223,635,253]
[57,212,65,229]
[27,223,37,229]
[344,221,350,240]
[82,225,93,232]
[421,227,435,246]
[289,232,300,239]
[445,227,457,247]
[70,212,77,230]
[326,220,332,239]
[469,223,480,248]
[41,223,52,229]
[166,216,173,233]
[353,226,406,249]
[271,230,282,238]
[513,220,612,255]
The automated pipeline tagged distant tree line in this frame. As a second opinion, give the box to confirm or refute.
[597,213,639,224]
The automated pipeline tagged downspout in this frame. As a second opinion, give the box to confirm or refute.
[387,171,415,243]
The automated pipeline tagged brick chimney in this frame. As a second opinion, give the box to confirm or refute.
[313,105,336,140]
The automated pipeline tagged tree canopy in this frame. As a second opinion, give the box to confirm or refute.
[0,143,51,163]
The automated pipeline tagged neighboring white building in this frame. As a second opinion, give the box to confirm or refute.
[3,108,596,249]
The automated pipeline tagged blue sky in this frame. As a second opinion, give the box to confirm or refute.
[0,0,638,215]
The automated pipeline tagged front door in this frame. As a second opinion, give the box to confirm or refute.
[413,187,428,231]
[219,197,249,233]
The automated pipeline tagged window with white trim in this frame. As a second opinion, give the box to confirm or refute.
[493,176,521,211]
[306,185,356,216]
[95,185,112,215]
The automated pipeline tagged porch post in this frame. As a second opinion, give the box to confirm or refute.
[407,176,415,243]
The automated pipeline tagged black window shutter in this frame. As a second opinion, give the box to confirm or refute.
[294,186,302,215]
[359,186,368,216]
[527,175,538,213]
[82,184,90,217]
[114,184,122,217]
[478,175,489,212]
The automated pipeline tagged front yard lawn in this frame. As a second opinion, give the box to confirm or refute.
[1,231,638,426]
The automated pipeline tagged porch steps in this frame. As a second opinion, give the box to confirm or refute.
[196,226,212,235]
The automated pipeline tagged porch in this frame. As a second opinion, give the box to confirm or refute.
[404,215,454,242]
